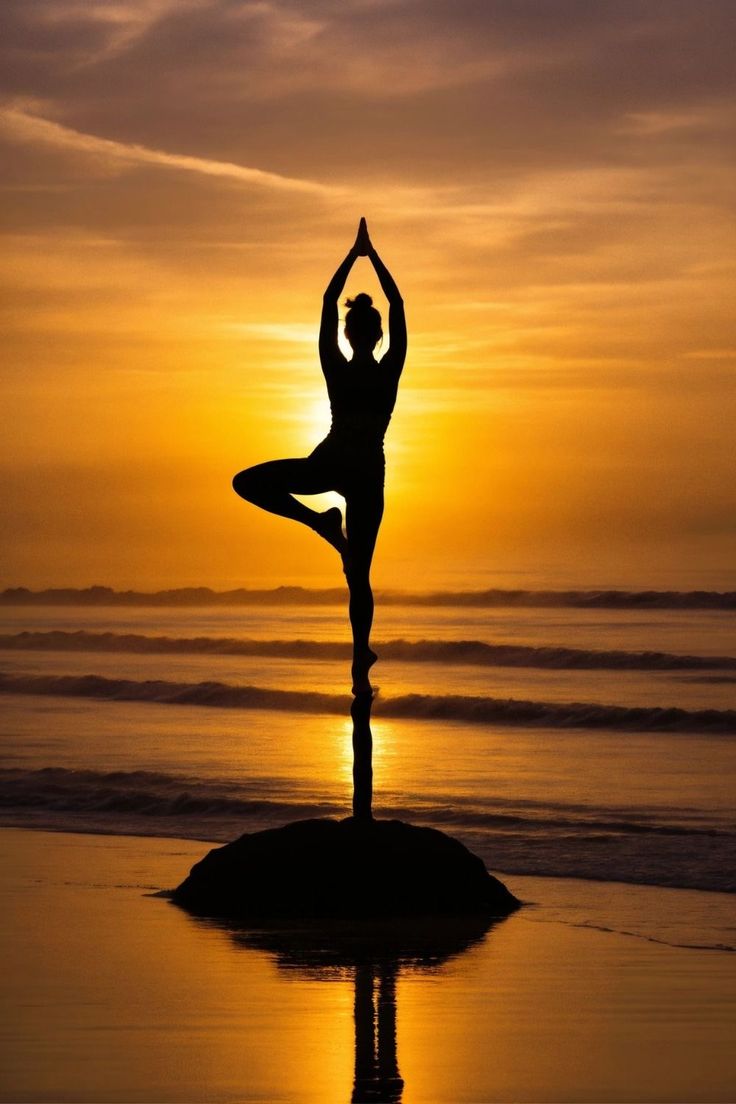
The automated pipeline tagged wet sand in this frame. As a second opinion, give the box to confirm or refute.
[2,828,735,1103]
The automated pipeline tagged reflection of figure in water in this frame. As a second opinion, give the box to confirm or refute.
[217,917,498,1104]
[232,218,406,694]
[353,962,403,1104]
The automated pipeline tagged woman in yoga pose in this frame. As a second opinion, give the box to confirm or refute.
[232,219,407,693]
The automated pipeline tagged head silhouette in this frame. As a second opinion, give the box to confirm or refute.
[344,293,382,354]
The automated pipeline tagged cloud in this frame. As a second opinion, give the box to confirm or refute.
[0,104,341,195]
[2,0,736,594]
[227,321,317,343]
[3,0,735,201]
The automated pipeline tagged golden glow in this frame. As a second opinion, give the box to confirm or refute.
[7,832,736,1103]
[2,3,735,589]
[3,831,355,1103]
[338,718,355,789]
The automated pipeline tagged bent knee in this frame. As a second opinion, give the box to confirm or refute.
[232,467,260,501]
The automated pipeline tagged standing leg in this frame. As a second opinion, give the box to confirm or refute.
[232,458,346,555]
[345,482,384,694]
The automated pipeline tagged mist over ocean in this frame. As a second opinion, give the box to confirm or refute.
[2,589,734,904]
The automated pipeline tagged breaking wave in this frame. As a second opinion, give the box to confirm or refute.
[3,586,735,609]
[2,671,735,733]
[0,766,337,821]
[2,767,733,893]
[0,766,723,835]
[3,631,736,671]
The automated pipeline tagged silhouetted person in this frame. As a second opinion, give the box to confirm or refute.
[232,219,407,693]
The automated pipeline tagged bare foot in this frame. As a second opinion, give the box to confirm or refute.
[352,648,378,696]
[314,507,347,557]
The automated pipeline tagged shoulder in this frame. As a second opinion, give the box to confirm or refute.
[320,346,348,367]
[320,348,348,380]
[378,347,405,375]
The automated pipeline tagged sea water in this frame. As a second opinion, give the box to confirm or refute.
[1,596,734,901]
[2,595,736,1102]
[2,830,736,1104]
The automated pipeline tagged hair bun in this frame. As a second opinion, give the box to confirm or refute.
[345,293,373,310]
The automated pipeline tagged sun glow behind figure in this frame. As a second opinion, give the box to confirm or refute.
[1,4,735,593]
[1,5,736,1102]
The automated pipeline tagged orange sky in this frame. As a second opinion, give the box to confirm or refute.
[1,0,735,590]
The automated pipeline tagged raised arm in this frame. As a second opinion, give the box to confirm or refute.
[368,243,407,373]
[319,246,358,369]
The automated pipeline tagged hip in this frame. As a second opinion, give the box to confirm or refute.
[309,436,385,491]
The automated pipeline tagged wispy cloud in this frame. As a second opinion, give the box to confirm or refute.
[618,105,735,136]
[0,105,342,197]
[227,321,317,343]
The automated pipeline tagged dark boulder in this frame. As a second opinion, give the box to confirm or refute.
[172,817,520,919]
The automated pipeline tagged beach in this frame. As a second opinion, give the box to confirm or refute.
[6,1,736,1099]
[2,828,735,1104]
[1,593,735,1102]
[5,1,736,1097]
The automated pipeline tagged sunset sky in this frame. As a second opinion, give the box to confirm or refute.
[2,0,735,590]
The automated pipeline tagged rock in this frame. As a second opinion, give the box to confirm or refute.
[172,817,520,919]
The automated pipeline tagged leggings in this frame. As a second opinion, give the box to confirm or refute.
[232,450,384,664]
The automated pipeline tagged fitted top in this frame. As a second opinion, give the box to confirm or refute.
[322,358,399,454]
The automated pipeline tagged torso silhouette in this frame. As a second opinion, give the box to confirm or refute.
[312,354,399,487]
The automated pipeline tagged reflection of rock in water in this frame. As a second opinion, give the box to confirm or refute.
[190,913,507,1104]
[227,914,497,970]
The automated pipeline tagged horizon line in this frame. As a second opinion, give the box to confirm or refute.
[2,584,735,610]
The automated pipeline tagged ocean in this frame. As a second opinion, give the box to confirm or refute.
[1,590,734,905]
[2,590,736,1102]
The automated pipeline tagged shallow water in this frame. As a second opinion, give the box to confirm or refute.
[2,830,735,1104]
[1,602,735,892]
[3,602,735,656]
[3,647,736,710]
